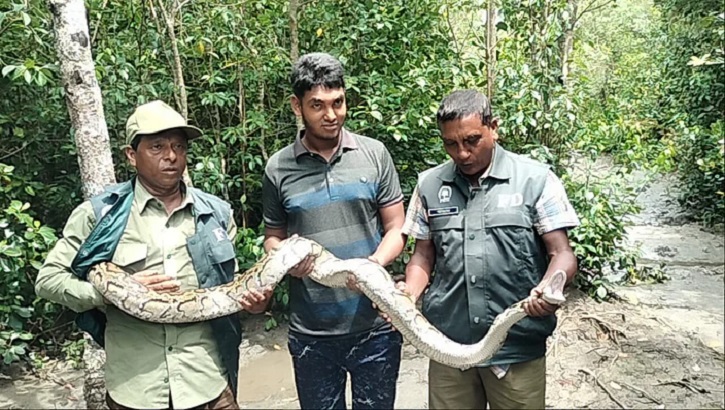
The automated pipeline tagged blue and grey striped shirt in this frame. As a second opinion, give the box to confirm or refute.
[263,128,403,338]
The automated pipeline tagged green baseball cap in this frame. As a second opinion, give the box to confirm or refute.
[124,100,202,146]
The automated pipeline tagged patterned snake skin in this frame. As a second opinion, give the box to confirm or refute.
[87,235,567,372]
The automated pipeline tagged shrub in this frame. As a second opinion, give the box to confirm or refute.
[0,164,60,365]
[676,120,725,227]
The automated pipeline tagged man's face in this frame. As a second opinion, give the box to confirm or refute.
[291,86,346,140]
[440,114,498,178]
[126,130,188,191]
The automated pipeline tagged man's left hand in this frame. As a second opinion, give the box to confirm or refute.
[240,286,274,314]
[523,286,559,317]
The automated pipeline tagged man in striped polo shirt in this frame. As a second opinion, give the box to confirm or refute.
[261,52,406,409]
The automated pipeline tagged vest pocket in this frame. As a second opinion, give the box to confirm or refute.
[429,214,465,272]
[110,242,148,273]
[429,214,465,231]
[484,211,534,256]
[484,211,532,229]
[207,239,236,282]
[208,240,235,262]
[484,211,538,284]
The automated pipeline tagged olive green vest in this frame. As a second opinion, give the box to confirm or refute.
[417,144,556,366]
[70,178,241,395]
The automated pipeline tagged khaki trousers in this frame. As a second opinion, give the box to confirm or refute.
[429,357,546,409]
[106,384,238,410]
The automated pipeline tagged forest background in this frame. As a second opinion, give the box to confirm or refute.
[0,0,723,366]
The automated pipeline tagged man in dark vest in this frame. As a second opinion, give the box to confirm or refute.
[398,89,580,409]
[35,100,270,409]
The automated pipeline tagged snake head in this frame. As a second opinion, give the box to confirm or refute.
[540,269,567,305]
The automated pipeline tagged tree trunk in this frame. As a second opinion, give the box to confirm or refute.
[561,0,578,87]
[486,0,497,101]
[237,68,248,230]
[258,81,268,161]
[289,0,305,131]
[47,1,115,408]
[149,0,193,187]
[48,0,116,200]
[152,0,188,119]
[289,0,300,63]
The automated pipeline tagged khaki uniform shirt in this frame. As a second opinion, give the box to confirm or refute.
[36,182,236,409]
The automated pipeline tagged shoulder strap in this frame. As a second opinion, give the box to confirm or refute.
[70,182,135,279]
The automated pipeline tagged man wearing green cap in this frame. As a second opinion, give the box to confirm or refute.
[36,100,268,409]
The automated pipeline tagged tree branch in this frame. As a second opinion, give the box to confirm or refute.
[152,0,188,119]
[445,1,463,67]
[0,16,17,39]
[578,368,628,409]
[90,0,110,45]
[173,0,191,15]
[0,142,29,161]
[486,0,498,101]
[289,0,300,63]
[574,0,616,26]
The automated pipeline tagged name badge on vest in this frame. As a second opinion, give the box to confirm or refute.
[428,206,459,217]
[213,227,228,242]
[438,186,452,203]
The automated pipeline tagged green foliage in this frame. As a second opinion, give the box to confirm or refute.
[575,0,724,227]
[0,164,59,365]
[676,120,725,226]
[58,338,86,369]
[1,0,718,353]
[574,113,677,173]
[573,0,676,173]
[494,0,579,152]
[302,0,464,192]
[564,169,643,299]
[0,1,83,228]
[657,3,725,227]
[655,0,724,128]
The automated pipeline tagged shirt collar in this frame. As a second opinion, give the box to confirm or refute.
[293,127,359,158]
[438,143,512,184]
[134,178,193,214]
[486,143,512,180]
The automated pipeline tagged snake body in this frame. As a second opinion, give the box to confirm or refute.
[88,235,566,370]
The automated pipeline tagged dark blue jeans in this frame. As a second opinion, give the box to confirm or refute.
[288,325,403,410]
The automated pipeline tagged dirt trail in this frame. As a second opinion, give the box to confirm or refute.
[1,162,723,409]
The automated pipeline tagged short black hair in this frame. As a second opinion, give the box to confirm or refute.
[290,52,345,99]
[436,89,493,127]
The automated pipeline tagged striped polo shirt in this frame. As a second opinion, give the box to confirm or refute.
[262,127,403,338]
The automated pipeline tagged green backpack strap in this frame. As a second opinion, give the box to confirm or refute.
[70,185,135,280]
[69,180,135,347]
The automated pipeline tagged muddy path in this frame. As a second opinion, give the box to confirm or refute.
[1,162,723,409]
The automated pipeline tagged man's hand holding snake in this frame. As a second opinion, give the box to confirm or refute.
[240,286,274,314]
[132,270,180,293]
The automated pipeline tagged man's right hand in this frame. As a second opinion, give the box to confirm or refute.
[287,254,315,278]
[132,270,181,293]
